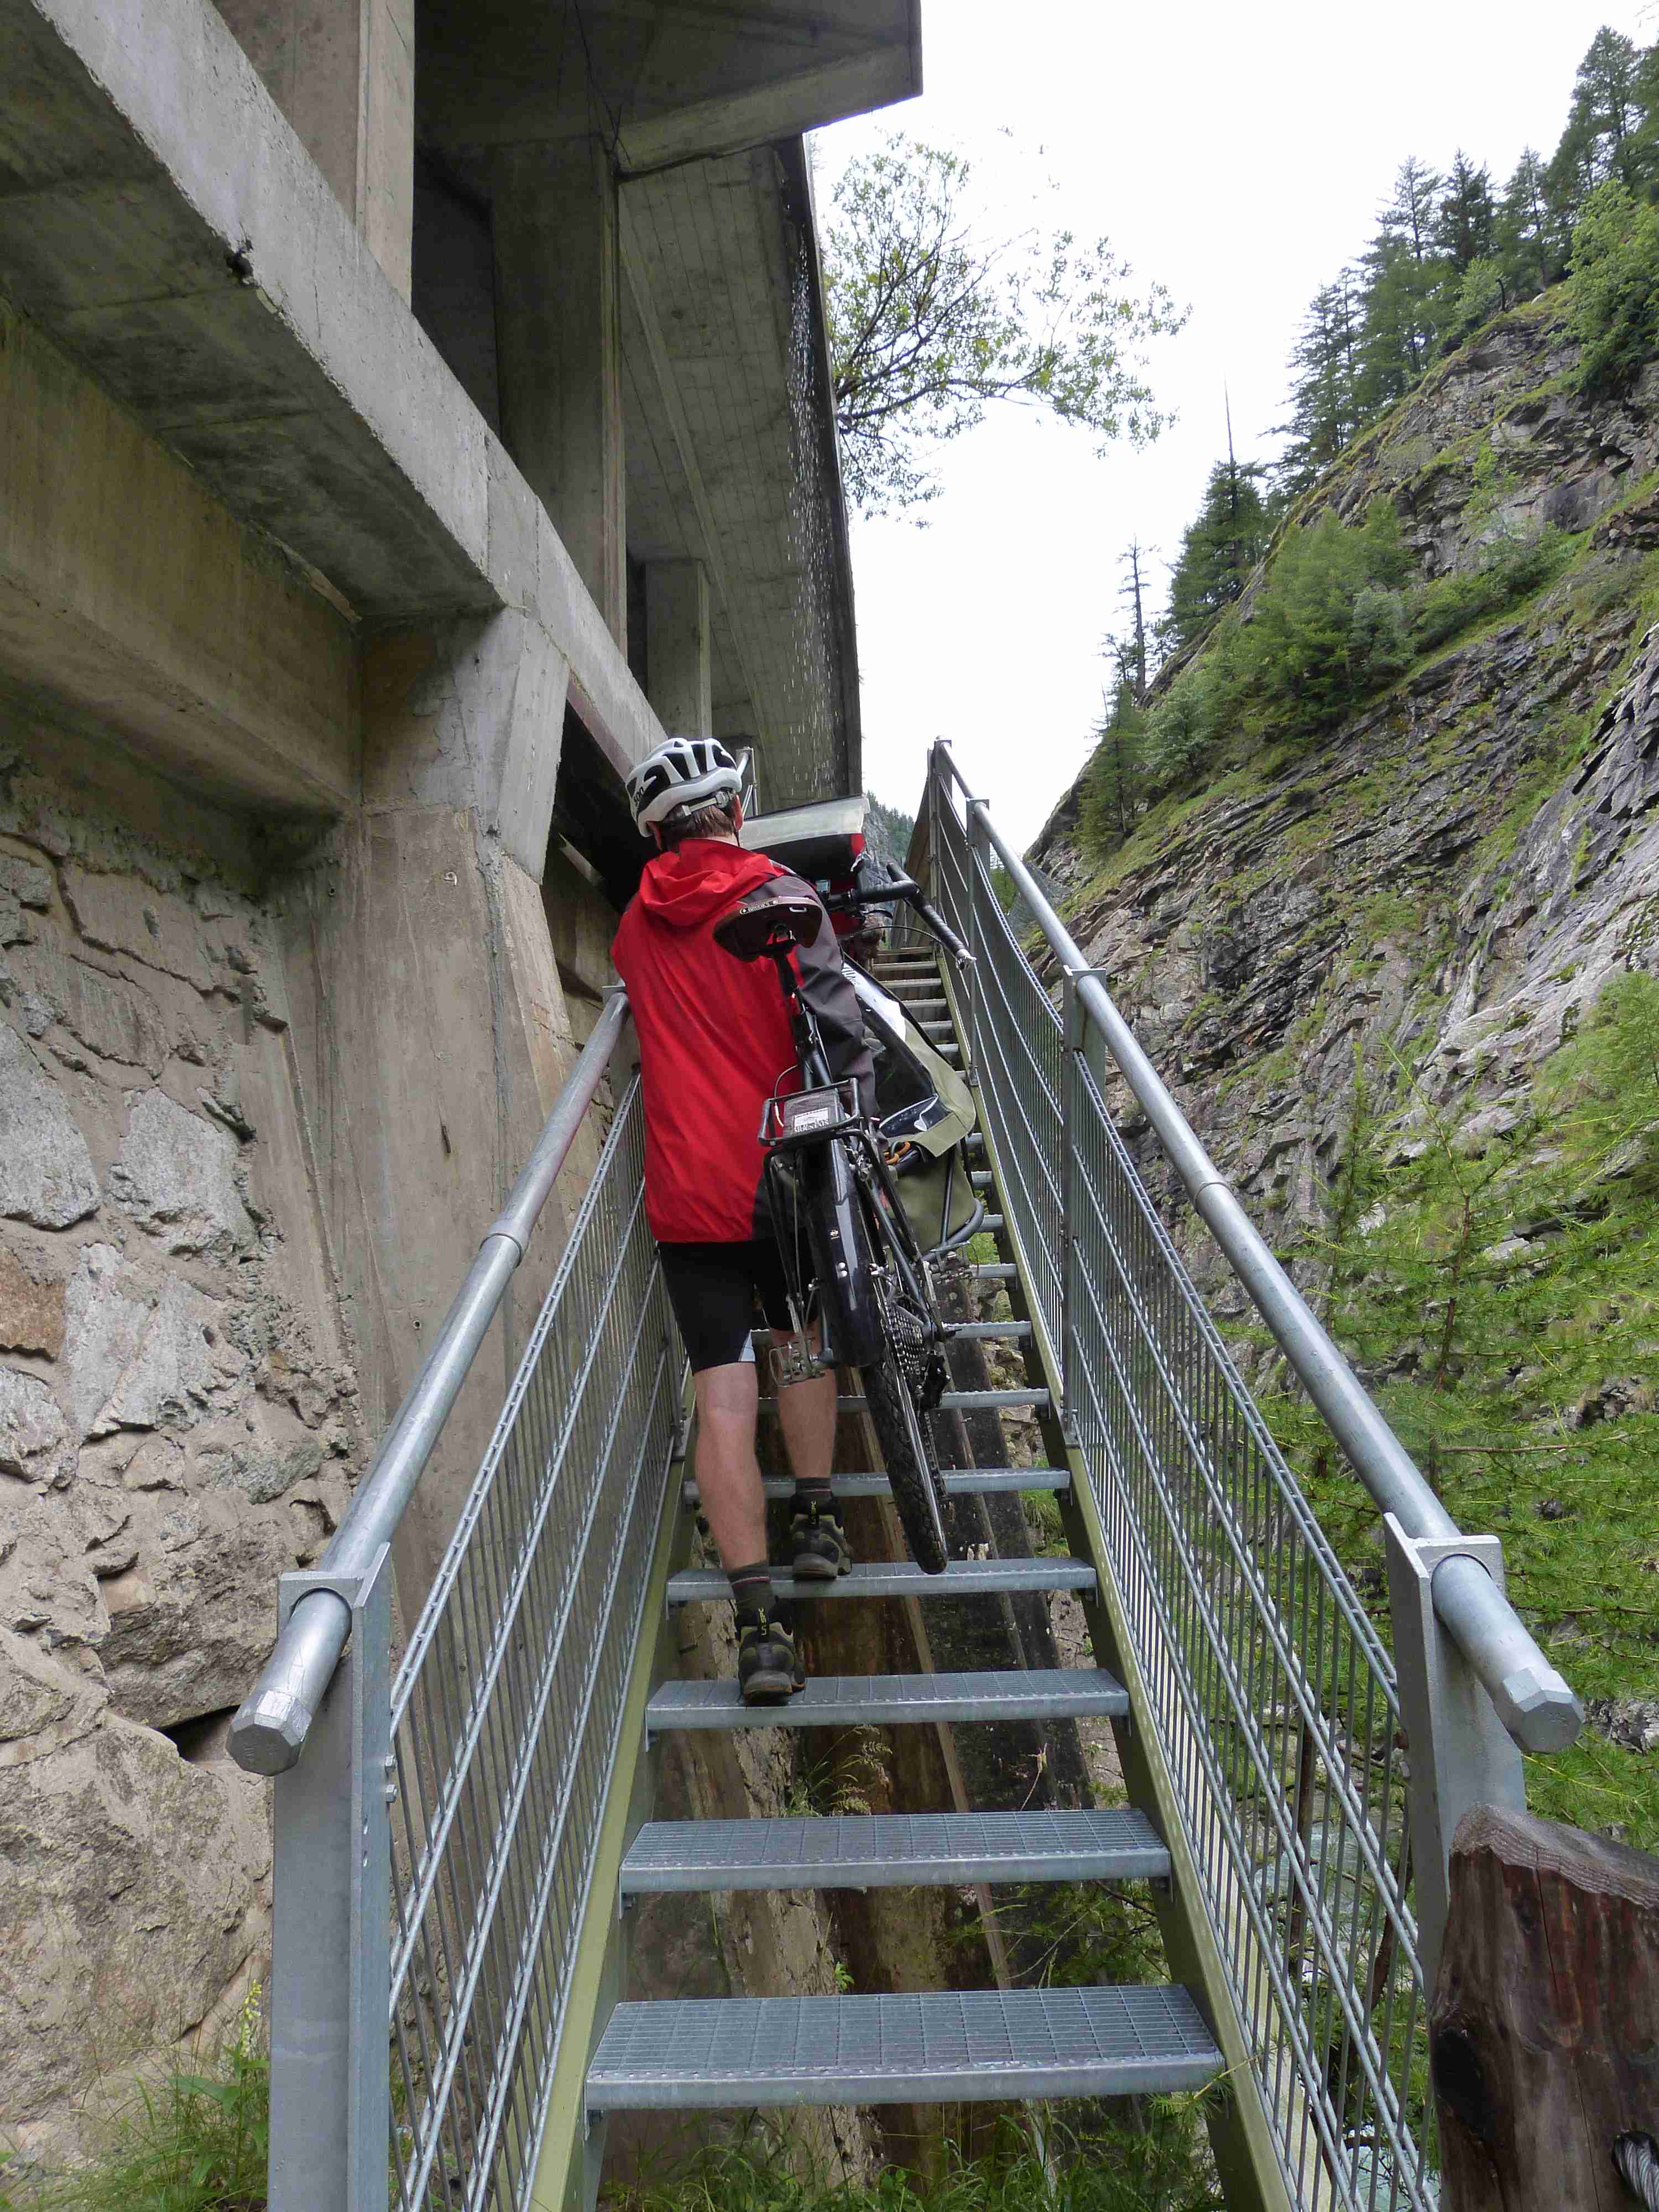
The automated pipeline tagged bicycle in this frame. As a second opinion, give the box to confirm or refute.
[713,879,973,1574]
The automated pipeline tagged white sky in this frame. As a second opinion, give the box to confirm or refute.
[813,0,1656,849]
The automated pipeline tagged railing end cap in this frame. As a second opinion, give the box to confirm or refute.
[1499,1660,1584,1754]
[227,1691,311,1775]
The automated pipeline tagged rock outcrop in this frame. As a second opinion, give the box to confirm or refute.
[0,744,362,2166]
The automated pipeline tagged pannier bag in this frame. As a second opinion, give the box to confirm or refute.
[847,963,982,1258]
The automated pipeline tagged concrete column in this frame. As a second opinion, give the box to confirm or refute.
[643,560,712,739]
[215,0,414,300]
[492,142,627,651]
[280,608,589,1615]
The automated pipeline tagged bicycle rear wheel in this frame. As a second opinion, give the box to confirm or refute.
[860,1353,947,1574]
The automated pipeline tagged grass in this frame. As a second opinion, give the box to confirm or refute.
[2,1995,268,2212]
[604,2111,1222,2212]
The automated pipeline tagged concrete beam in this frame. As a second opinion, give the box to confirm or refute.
[643,562,711,740]
[0,0,665,798]
[493,142,628,653]
[0,293,357,817]
[618,45,918,175]
[215,0,415,300]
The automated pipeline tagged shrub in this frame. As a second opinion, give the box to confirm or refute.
[1234,499,1411,743]
[1568,179,1659,397]
[1411,528,1571,654]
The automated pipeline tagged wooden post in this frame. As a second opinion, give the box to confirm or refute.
[1431,1802,1659,2209]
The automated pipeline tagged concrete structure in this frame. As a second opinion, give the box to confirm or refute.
[0,0,917,2166]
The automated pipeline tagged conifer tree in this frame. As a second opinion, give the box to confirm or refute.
[1437,152,1497,272]
[1549,27,1651,206]
[1497,148,1569,296]
[1276,280,1361,495]
[1161,453,1270,654]
[1081,679,1146,850]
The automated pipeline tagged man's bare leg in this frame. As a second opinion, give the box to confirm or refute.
[772,1331,849,1578]
[692,1360,768,1572]
[773,1333,837,1491]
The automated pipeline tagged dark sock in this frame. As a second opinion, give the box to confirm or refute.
[792,1479,833,1511]
[729,1560,773,1629]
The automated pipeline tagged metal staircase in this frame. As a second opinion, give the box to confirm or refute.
[230,744,1584,2212]
[585,936,1223,2121]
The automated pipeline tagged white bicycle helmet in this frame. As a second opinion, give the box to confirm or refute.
[626,736,743,836]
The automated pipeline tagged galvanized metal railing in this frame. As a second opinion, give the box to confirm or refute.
[229,991,684,2212]
[913,742,1582,2211]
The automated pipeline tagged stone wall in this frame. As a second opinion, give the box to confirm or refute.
[0,728,362,2166]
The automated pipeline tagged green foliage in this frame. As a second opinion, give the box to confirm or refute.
[6,2001,270,2212]
[1078,681,1147,856]
[1567,179,1659,395]
[604,2108,1220,2212]
[1234,501,1411,739]
[1271,27,1656,499]
[1159,456,1272,659]
[1264,973,1659,1850]
[823,137,1185,517]
[1410,528,1572,653]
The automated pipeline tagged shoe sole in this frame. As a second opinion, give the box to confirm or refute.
[741,1669,800,1704]
[790,1553,850,1581]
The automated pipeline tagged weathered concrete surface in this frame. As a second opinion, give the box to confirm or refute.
[0,738,360,2165]
[275,796,585,1610]
[0,296,358,818]
[494,140,628,650]
[0,0,666,790]
[644,559,712,739]
[215,0,414,301]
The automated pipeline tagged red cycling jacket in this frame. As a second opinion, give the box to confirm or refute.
[612,838,873,1245]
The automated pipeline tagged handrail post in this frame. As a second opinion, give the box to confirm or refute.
[1383,1516,1525,2001]
[268,1546,393,2212]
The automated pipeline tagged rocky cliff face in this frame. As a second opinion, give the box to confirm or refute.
[1030,296,1659,1843]
[0,738,363,2166]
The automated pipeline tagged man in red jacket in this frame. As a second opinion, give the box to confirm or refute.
[614,737,874,1703]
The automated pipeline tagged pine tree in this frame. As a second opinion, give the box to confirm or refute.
[1118,541,1152,702]
[1497,148,1569,297]
[1276,280,1362,495]
[1081,680,1146,851]
[1161,451,1271,655]
[1437,151,1497,273]
[1357,158,1450,403]
[1549,28,1652,212]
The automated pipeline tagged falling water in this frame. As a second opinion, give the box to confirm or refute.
[780,216,847,802]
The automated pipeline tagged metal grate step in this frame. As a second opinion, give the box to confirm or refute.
[750,1321,1028,1348]
[646,1667,1127,1733]
[620,1808,1169,1896]
[667,1557,1095,1605]
[758,1385,1043,1413]
[681,1468,1070,1506]
[586,1985,1221,2109]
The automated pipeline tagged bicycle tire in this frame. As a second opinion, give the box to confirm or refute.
[861,1354,948,1574]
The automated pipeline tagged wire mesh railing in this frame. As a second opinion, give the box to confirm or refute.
[387,1077,678,2211]
[917,744,1579,2211]
[232,998,684,2212]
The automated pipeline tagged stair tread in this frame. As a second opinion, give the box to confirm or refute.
[620,1808,1168,1892]
[586,1985,1221,2107]
[681,1468,1071,1504]
[646,1667,1128,1730]
[750,1321,1029,1347]
[757,1385,1041,1411]
[667,1557,1095,1604]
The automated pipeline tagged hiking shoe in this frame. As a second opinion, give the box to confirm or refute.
[738,1611,805,1704]
[790,1499,852,1581]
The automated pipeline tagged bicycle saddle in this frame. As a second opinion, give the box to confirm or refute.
[713,895,822,961]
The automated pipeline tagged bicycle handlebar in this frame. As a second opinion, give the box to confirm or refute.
[824,873,975,969]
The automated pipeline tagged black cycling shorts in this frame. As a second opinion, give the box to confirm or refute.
[658,1239,797,1373]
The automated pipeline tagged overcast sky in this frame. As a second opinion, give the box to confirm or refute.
[813,0,1656,851]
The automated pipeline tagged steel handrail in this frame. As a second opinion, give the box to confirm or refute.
[928,743,1579,1754]
[228,989,633,1776]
